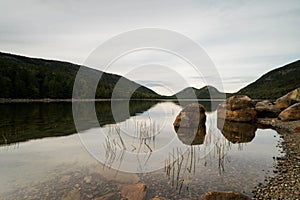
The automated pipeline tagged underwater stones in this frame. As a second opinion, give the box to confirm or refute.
[120,183,147,200]
[200,191,251,200]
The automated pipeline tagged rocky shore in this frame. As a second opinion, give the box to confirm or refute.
[253,119,300,200]
[216,88,300,199]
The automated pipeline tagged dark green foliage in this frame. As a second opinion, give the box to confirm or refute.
[237,60,300,99]
[0,52,159,99]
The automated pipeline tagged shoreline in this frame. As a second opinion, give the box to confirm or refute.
[253,119,300,199]
[0,98,112,103]
[0,98,227,103]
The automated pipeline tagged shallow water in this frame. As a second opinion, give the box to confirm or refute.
[0,101,282,199]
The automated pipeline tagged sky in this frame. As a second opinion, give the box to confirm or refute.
[0,0,299,95]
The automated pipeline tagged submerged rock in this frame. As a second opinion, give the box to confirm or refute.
[279,103,300,121]
[217,119,257,143]
[275,88,300,109]
[217,95,257,122]
[120,183,147,200]
[61,188,81,200]
[294,127,300,133]
[200,191,251,200]
[173,103,206,128]
[255,100,281,118]
[94,193,116,200]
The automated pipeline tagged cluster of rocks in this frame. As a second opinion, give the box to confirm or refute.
[165,89,300,200]
[217,87,300,123]
[215,88,300,199]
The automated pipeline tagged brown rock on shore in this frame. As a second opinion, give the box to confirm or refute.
[275,88,300,109]
[217,95,257,122]
[279,103,300,121]
[255,100,281,118]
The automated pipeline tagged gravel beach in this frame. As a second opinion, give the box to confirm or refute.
[253,119,300,200]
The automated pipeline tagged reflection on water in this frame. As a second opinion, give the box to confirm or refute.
[0,101,283,199]
[174,126,206,145]
[217,119,257,143]
[0,101,157,145]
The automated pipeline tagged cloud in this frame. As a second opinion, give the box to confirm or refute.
[0,0,299,94]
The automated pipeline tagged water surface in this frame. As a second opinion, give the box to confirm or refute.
[0,101,282,199]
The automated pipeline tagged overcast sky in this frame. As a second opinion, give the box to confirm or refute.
[0,0,299,95]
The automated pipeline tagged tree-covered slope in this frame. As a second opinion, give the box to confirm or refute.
[0,52,159,99]
[237,60,300,99]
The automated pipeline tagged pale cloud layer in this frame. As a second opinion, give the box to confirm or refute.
[0,0,299,94]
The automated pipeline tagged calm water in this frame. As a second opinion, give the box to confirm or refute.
[0,101,282,199]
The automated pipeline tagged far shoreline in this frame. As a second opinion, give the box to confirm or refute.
[0,98,227,103]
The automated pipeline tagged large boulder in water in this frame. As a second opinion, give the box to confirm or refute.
[279,103,300,121]
[275,88,300,109]
[173,103,206,128]
[255,100,281,118]
[217,95,257,122]
[200,191,251,200]
[173,103,206,145]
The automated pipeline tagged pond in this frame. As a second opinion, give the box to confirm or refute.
[0,101,282,199]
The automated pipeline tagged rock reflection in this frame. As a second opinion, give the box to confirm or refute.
[174,126,206,145]
[217,119,257,143]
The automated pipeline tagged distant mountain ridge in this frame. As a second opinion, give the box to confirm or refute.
[0,52,159,99]
[237,60,300,99]
[0,51,299,100]
[173,85,227,99]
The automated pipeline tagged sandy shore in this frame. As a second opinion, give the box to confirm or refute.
[253,119,300,199]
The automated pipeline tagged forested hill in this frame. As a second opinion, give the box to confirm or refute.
[0,52,159,99]
[237,60,300,99]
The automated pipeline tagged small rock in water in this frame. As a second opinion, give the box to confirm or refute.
[120,183,147,200]
[61,188,81,200]
[200,191,251,200]
[84,176,92,184]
